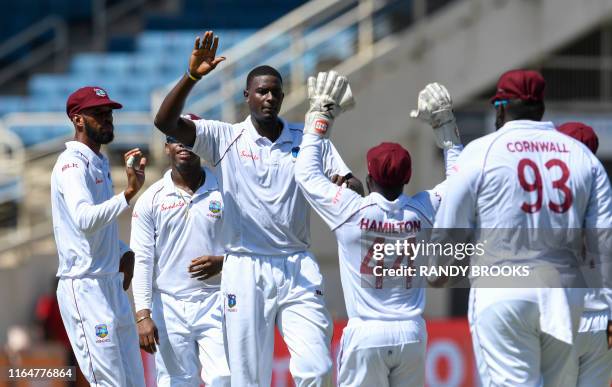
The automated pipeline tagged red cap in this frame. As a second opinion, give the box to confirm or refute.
[66,86,122,118]
[490,70,545,104]
[367,142,412,188]
[557,122,599,154]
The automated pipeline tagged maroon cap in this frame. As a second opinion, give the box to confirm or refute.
[557,122,599,154]
[490,70,545,104]
[66,86,122,118]
[367,142,412,188]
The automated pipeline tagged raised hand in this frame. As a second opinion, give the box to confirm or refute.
[304,71,355,138]
[410,82,461,149]
[188,31,227,79]
[124,148,147,203]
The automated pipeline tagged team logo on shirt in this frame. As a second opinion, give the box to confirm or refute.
[209,200,222,214]
[95,324,110,343]
[227,294,237,312]
[207,200,222,219]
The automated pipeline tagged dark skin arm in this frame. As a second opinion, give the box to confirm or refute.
[154,30,226,146]
[118,251,135,291]
[608,320,612,349]
[188,255,224,281]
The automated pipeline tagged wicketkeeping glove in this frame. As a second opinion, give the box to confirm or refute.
[410,82,461,149]
[304,71,355,138]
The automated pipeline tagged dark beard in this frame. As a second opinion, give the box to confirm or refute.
[85,122,114,144]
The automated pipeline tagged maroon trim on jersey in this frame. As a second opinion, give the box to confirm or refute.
[214,129,245,167]
[150,185,165,208]
[70,279,98,385]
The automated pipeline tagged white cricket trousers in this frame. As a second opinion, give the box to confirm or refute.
[337,318,426,387]
[152,291,230,387]
[470,300,578,387]
[57,274,145,387]
[221,252,333,387]
[575,310,612,387]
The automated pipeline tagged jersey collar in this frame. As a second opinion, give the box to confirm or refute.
[368,192,410,214]
[243,115,293,145]
[499,120,556,133]
[65,140,107,167]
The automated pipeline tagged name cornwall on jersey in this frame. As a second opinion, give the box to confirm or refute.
[506,141,570,153]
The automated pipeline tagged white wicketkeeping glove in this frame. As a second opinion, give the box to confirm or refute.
[410,82,461,149]
[304,71,355,138]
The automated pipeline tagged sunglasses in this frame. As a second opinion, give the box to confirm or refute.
[493,100,508,108]
[166,136,180,144]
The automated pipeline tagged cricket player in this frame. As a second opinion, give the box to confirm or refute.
[433,70,612,386]
[295,78,462,386]
[557,122,612,387]
[153,31,358,386]
[51,86,147,386]
[130,132,230,386]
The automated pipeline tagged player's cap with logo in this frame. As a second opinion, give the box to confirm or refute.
[66,86,122,118]
[490,69,545,104]
[557,121,599,154]
[367,142,412,187]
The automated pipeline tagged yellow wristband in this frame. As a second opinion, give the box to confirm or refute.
[136,315,151,324]
[186,71,201,82]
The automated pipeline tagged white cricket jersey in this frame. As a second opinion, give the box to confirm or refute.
[434,120,612,341]
[295,134,461,321]
[130,168,224,312]
[51,141,130,277]
[190,116,351,256]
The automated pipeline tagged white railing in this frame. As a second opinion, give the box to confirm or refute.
[0,16,68,87]
[151,0,406,123]
[93,0,148,50]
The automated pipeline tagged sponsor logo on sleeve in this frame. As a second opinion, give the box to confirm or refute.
[61,163,79,172]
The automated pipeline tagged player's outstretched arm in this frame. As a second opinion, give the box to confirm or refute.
[410,82,461,150]
[296,71,362,230]
[154,30,226,146]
